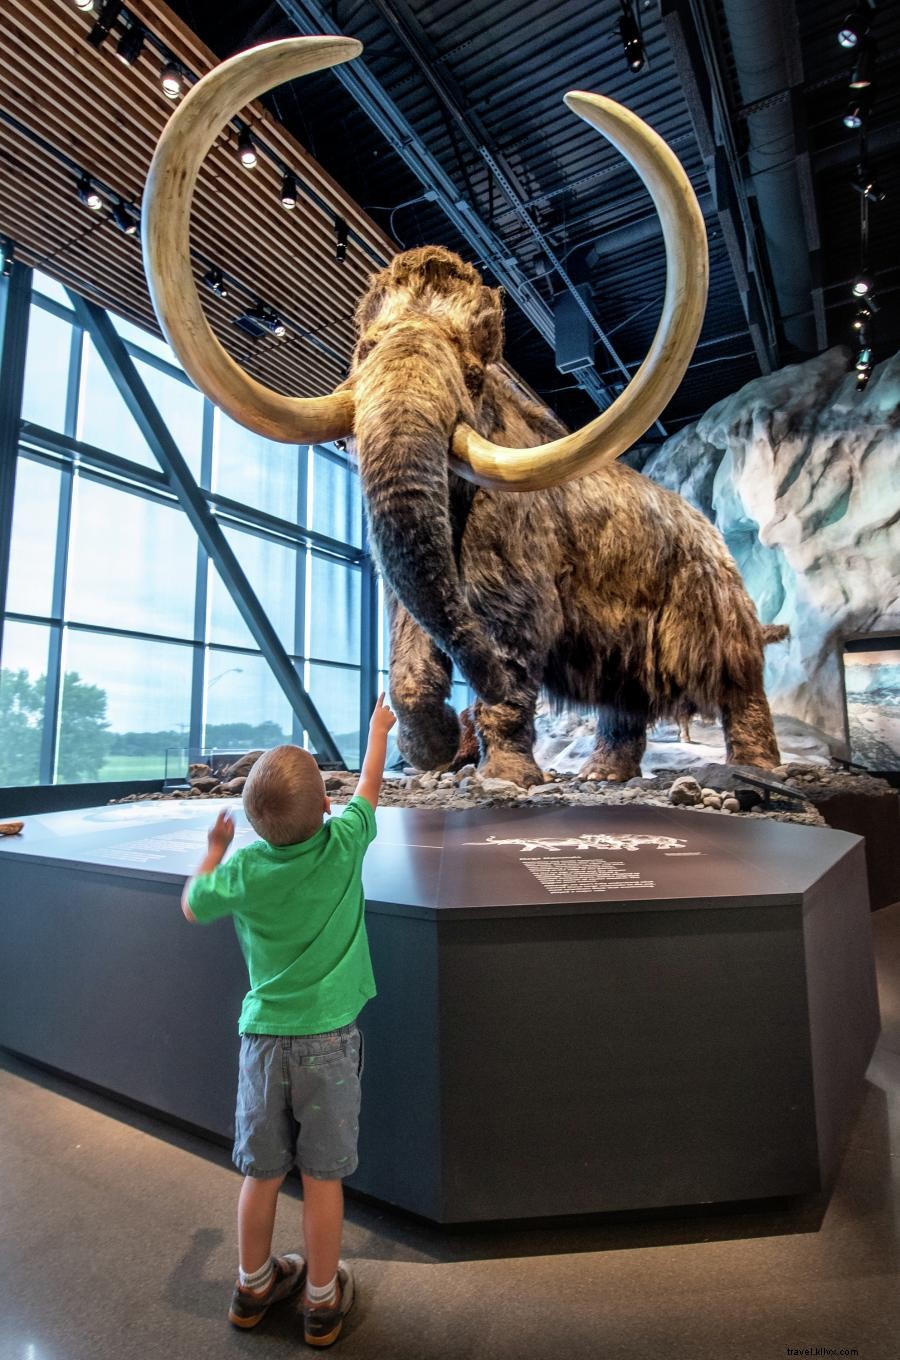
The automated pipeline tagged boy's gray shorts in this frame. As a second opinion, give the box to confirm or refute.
[233,1024,363,1180]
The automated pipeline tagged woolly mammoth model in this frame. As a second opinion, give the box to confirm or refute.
[142,36,783,785]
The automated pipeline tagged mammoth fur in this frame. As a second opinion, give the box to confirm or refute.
[349,247,782,785]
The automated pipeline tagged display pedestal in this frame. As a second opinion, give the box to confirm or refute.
[0,800,880,1222]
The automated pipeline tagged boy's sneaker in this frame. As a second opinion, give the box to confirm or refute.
[228,1253,307,1329]
[303,1262,355,1347]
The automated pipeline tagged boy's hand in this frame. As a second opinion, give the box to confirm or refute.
[183,811,234,922]
[369,692,397,736]
[356,694,396,809]
[207,809,235,855]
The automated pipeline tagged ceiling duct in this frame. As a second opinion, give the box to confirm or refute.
[718,0,818,354]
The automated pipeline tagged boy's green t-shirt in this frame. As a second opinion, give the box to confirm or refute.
[187,795,377,1035]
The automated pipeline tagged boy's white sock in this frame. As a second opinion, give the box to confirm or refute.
[306,1273,338,1307]
[239,1257,274,1293]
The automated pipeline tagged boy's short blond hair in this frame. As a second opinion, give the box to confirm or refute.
[242,745,326,846]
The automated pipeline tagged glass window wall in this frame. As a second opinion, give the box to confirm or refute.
[0,270,444,787]
[0,621,52,786]
[5,457,62,618]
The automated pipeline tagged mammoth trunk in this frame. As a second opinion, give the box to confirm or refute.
[353,341,507,705]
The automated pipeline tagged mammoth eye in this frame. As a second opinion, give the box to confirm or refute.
[464,361,484,396]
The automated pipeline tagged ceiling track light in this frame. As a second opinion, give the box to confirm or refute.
[160,60,183,99]
[334,217,349,264]
[73,0,95,11]
[77,172,103,211]
[856,366,871,390]
[86,0,123,49]
[617,1,646,73]
[237,127,257,170]
[111,200,138,236]
[280,172,298,210]
[852,164,885,203]
[116,20,145,65]
[855,346,872,369]
[838,8,870,49]
[852,305,872,331]
[235,302,286,338]
[852,273,874,297]
[842,96,869,130]
[849,39,876,89]
[202,267,228,299]
[0,236,15,278]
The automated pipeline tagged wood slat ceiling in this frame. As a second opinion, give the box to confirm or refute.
[0,0,399,400]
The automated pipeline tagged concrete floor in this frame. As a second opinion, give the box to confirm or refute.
[3,906,900,1360]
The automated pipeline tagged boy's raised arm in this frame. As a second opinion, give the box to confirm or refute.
[181,809,235,921]
[355,693,397,810]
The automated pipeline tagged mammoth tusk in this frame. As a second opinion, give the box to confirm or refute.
[450,92,709,491]
[142,37,359,445]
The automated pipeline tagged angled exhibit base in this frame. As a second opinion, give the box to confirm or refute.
[0,800,880,1223]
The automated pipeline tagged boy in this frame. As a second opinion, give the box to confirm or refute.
[181,694,396,1347]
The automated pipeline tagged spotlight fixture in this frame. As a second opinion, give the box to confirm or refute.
[280,172,298,210]
[856,365,871,391]
[77,173,103,211]
[234,303,286,339]
[852,273,874,297]
[334,217,349,264]
[837,9,869,49]
[160,61,183,99]
[237,128,257,170]
[116,20,145,65]
[852,305,872,331]
[202,267,228,299]
[86,0,123,49]
[0,236,14,278]
[73,0,95,11]
[855,346,872,369]
[852,165,885,203]
[849,39,876,89]
[618,1,646,73]
[842,97,869,130]
[111,200,138,236]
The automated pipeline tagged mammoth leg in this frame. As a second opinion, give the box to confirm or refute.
[475,689,544,789]
[580,684,649,782]
[388,593,460,771]
[721,686,780,769]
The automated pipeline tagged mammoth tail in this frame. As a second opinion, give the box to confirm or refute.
[762,623,790,645]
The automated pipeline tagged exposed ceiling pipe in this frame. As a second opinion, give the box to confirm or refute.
[718,0,818,353]
[586,192,714,263]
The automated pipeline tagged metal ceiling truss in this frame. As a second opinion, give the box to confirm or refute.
[276,0,648,423]
[661,0,779,373]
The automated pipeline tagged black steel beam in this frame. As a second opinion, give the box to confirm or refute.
[358,553,379,762]
[67,290,345,767]
[661,0,778,373]
[0,261,32,666]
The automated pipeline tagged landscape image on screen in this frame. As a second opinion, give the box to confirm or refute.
[843,646,900,772]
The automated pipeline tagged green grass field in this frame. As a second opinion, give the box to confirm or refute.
[97,755,167,782]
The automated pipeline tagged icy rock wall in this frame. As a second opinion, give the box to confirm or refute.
[640,347,900,750]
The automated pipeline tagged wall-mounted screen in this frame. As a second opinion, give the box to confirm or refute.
[843,636,900,772]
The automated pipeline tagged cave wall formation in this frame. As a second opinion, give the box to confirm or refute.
[639,347,900,751]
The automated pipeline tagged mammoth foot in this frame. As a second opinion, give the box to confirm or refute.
[578,753,642,783]
[478,751,544,790]
[396,705,460,773]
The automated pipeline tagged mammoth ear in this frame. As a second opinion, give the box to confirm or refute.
[471,286,504,365]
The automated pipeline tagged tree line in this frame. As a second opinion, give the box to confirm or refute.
[0,667,287,786]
